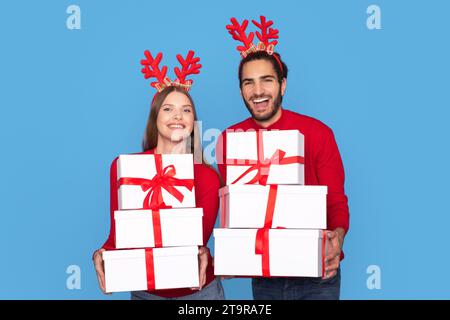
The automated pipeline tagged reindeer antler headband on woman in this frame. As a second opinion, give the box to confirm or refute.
[140,50,202,93]
[226,16,283,71]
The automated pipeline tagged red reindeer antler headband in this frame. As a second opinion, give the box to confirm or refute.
[226,16,282,71]
[140,50,202,93]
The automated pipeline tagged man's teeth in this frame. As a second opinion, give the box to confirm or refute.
[253,98,269,103]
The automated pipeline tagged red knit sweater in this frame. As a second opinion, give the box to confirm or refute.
[216,108,350,258]
[102,149,220,298]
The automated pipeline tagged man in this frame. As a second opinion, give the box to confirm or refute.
[216,17,350,300]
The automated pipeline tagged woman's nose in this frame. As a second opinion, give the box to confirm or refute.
[173,110,182,120]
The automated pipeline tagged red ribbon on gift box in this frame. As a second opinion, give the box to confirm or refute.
[321,231,328,278]
[220,190,226,228]
[145,248,156,290]
[254,185,279,277]
[152,210,163,248]
[117,154,194,210]
[226,131,304,185]
[254,185,327,278]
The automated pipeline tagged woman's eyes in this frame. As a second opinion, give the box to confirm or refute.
[162,107,191,113]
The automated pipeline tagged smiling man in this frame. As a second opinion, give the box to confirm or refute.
[216,17,350,300]
[240,57,285,125]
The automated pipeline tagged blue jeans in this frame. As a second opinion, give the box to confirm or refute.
[130,278,225,300]
[252,268,341,300]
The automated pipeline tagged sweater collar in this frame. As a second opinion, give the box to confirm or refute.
[250,107,286,130]
[143,148,156,154]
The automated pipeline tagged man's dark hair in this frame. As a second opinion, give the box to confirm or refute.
[238,51,288,87]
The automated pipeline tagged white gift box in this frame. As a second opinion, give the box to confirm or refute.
[114,208,204,249]
[117,154,196,210]
[103,246,199,293]
[226,130,304,185]
[214,229,327,277]
[219,185,327,229]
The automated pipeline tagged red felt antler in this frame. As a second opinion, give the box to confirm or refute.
[140,50,171,91]
[174,50,202,87]
[252,16,279,48]
[226,17,255,53]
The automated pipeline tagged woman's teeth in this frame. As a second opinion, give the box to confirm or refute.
[168,124,185,129]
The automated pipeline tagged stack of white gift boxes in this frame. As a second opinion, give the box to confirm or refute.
[214,130,329,278]
[103,154,203,293]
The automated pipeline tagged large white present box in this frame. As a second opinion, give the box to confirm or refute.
[117,154,196,210]
[219,185,327,229]
[214,229,327,277]
[114,208,204,249]
[226,130,304,185]
[103,246,199,293]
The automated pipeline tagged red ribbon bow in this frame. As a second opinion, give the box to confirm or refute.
[227,131,304,185]
[117,154,194,210]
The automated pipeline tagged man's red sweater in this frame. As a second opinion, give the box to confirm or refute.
[216,108,350,258]
[102,149,221,298]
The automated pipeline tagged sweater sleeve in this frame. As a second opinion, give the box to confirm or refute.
[195,165,221,246]
[216,130,227,185]
[315,127,350,235]
[101,157,119,250]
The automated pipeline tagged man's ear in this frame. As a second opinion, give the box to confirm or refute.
[281,78,287,96]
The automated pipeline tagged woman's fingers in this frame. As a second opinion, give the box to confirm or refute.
[93,248,111,294]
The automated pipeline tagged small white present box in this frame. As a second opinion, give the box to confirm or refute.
[117,154,196,210]
[219,185,327,229]
[103,246,199,293]
[114,208,204,249]
[214,229,327,277]
[226,130,304,185]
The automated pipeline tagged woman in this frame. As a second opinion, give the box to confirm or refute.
[93,51,224,300]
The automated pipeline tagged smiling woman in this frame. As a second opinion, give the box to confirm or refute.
[143,86,198,155]
[92,50,225,300]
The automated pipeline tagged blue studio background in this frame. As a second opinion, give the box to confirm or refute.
[0,0,449,299]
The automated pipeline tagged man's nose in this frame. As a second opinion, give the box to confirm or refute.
[254,81,264,96]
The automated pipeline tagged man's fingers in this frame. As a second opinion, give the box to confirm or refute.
[325,251,340,262]
[323,269,337,280]
[325,259,340,272]
[327,231,336,239]
[325,246,340,261]
[199,274,206,290]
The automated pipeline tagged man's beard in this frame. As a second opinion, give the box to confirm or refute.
[243,88,282,122]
